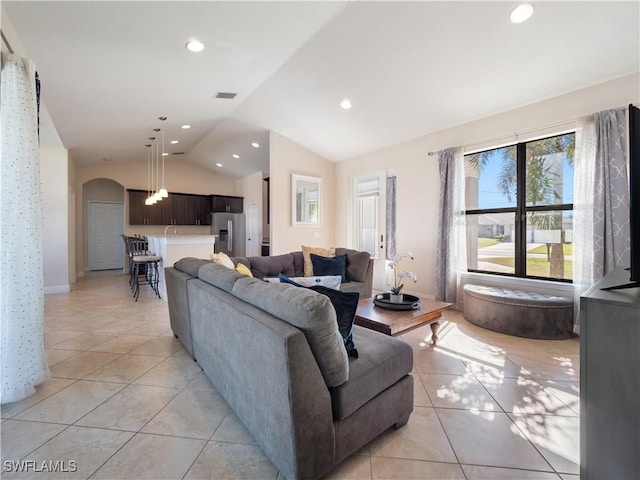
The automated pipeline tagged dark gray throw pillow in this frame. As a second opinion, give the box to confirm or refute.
[279,274,359,358]
[310,253,348,282]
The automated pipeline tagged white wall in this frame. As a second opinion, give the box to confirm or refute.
[269,131,335,254]
[336,73,640,298]
[40,141,70,294]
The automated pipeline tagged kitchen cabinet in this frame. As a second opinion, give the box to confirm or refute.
[128,190,212,226]
[129,190,162,225]
[211,195,243,213]
[172,194,211,226]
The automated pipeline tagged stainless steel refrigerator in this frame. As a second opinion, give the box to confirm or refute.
[212,213,246,257]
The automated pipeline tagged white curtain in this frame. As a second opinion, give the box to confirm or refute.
[572,108,630,334]
[0,54,49,404]
[435,147,467,307]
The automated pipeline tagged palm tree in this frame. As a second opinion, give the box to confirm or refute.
[467,134,575,278]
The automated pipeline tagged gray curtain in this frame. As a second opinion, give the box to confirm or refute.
[594,109,630,274]
[435,148,458,303]
[573,108,629,333]
[385,176,396,260]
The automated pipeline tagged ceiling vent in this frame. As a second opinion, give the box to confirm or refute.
[172,152,185,155]
[215,92,237,99]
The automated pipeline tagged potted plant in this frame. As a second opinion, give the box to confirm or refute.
[388,252,417,303]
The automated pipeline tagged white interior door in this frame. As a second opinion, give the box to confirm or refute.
[89,201,124,271]
[351,172,388,292]
[246,202,260,257]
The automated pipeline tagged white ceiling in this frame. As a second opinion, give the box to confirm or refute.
[4,1,639,179]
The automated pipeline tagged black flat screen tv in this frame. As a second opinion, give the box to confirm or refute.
[603,103,639,290]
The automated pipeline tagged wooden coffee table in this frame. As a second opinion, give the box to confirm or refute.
[355,296,452,343]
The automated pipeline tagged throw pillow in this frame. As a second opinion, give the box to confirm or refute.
[268,274,341,290]
[301,245,335,277]
[310,253,347,283]
[235,263,253,277]
[210,252,235,270]
[280,275,359,358]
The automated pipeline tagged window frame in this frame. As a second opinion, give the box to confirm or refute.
[464,133,575,282]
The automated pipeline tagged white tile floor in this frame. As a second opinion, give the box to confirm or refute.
[1,274,580,479]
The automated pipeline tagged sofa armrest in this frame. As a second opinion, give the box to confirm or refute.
[361,258,374,298]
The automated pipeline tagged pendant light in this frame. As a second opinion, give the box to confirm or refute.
[158,116,169,198]
[148,135,158,204]
[144,144,153,205]
[152,128,162,203]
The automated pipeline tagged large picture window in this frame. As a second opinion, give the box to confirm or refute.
[464,133,575,281]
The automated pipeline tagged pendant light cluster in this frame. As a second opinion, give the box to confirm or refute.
[145,116,169,205]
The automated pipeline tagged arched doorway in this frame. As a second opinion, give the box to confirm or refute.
[82,178,125,272]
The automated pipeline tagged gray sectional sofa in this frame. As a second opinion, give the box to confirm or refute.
[165,258,413,480]
[230,247,374,298]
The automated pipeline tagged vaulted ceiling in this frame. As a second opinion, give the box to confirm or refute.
[4,1,639,178]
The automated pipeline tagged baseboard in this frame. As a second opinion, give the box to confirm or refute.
[44,285,71,295]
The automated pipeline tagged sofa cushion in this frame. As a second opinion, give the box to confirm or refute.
[330,326,413,420]
[335,248,370,283]
[231,277,349,387]
[264,275,342,290]
[311,254,347,282]
[173,257,210,277]
[249,253,296,279]
[280,275,359,358]
[302,245,335,276]
[198,262,245,293]
[291,251,305,277]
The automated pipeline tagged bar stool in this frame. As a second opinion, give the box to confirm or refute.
[128,238,162,301]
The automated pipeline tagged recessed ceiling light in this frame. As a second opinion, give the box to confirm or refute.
[215,92,237,99]
[251,142,260,148]
[162,153,169,156]
[185,40,204,52]
[181,125,191,129]
[216,163,223,167]
[340,99,352,110]
[170,140,178,144]
[510,4,534,24]
[232,154,239,159]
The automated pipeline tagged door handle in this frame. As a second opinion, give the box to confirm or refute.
[228,220,233,251]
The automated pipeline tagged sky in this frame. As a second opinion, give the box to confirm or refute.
[474,148,574,210]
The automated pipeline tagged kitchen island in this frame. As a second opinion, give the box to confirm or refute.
[147,235,216,300]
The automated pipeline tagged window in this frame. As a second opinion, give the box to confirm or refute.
[464,133,575,281]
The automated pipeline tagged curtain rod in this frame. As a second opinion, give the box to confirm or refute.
[1,29,15,54]
[427,102,640,156]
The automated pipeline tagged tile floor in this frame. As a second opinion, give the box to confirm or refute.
[1,273,580,479]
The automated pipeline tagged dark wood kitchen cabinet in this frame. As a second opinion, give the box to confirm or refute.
[211,195,243,213]
[128,190,211,225]
[128,190,162,225]
[171,193,211,226]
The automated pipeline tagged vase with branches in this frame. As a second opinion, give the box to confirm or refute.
[388,252,417,302]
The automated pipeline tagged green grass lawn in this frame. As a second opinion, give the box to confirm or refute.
[478,238,500,248]
[527,243,573,255]
[483,257,573,279]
